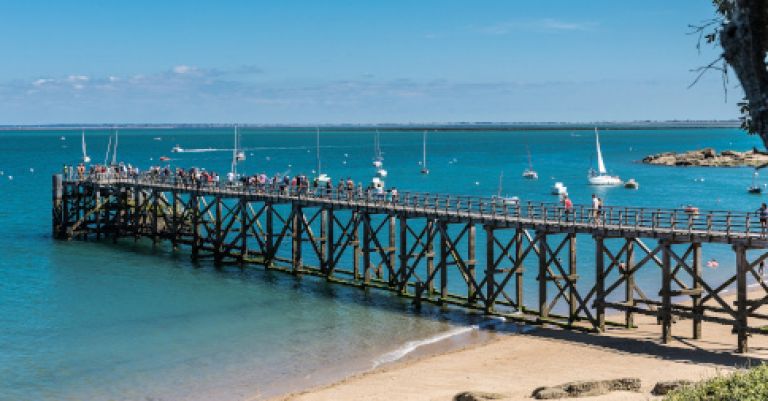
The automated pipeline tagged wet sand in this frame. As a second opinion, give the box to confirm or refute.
[267,291,768,401]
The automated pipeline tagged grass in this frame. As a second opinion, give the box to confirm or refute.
[665,364,768,401]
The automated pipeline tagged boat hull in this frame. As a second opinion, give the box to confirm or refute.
[588,175,622,186]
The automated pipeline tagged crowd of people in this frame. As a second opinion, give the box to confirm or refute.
[66,162,402,201]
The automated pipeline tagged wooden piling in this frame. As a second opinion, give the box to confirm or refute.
[538,231,549,319]
[661,240,672,344]
[485,225,495,313]
[595,235,606,332]
[692,242,703,339]
[625,238,635,328]
[735,244,749,353]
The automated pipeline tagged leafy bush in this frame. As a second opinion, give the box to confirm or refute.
[665,364,768,401]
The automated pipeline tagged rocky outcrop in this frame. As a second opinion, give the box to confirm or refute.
[532,378,641,399]
[651,380,693,396]
[642,148,768,167]
[453,391,509,401]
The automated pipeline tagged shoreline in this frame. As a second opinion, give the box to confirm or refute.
[265,289,768,401]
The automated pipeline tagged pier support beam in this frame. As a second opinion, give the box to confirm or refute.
[467,224,477,302]
[625,238,635,328]
[568,233,578,325]
[324,209,334,276]
[661,240,673,344]
[538,231,549,320]
[595,235,606,332]
[692,242,703,339]
[292,205,303,275]
[735,244,749,353]
[485,225,495,313]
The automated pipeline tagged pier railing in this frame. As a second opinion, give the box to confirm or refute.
[70,174,764,241]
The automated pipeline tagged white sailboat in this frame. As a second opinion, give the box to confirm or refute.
[234,125,246,162]
[588,128,621,185]
[103,135,112,166]
[111,130,119,166]
[749,169,762,194]
[522,146,538,179]
[420,130,429,175]
[372,130,384,168]
[81,130,91,163]
[493,171,519,205]
[374,130,387,177]
[315,128,331,184]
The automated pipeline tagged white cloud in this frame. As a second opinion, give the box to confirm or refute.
[173,65,195,74]
[66,75,89,82]
[32,78,54,87]
[479,18,597,35]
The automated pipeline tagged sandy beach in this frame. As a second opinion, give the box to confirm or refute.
[269,293,768,401]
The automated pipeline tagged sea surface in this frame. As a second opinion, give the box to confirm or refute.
[0,126,764,401]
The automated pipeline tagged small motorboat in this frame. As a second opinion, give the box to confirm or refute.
[551,182,568,196]
[624,178,639,189]
[171,145,184,153]
[159,156,171,162]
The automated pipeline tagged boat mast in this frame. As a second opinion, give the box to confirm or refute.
[422,130,427,169]
[497,171,503,198]
[231,125,237,177]
[526,145,533,170]
[81,129,87,160]
[104,135,112,166]
[111,130,118,166]
[316,127,322,175]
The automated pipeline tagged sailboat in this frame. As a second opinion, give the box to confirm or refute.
[111,130,119,166]
[492,171,519,205]
[373,130,384,167]
[522,146,538,179]
[748,169,762,194]
[234,125,246,162]
[315,128,331,184]
[372,130,388,177]
[420,130,429,174]
[81,130,91,163]
[103,135,112,166]
[587,128,621,185]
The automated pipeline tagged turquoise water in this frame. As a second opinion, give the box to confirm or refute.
[0,127,764,400]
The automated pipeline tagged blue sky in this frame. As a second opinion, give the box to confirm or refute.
[0,0,737,124]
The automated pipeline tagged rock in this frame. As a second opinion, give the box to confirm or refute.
[642,148,768,167]
[651,380,693,396]
[453,391,509,401]
[532,378,641,399]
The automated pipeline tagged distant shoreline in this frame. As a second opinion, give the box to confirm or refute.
[0,120,740,131]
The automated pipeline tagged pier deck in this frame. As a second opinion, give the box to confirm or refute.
[53,175,768,353]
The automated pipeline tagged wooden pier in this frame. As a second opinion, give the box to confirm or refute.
[53,175,768,353]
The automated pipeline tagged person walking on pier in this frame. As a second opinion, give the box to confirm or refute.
[758,203,768,236]
[591,194,599,224]
[563,195,573,219]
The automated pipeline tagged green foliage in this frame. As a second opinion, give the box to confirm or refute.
[665,364,768,401]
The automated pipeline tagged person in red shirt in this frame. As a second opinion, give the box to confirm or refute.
[563,195,573,219]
